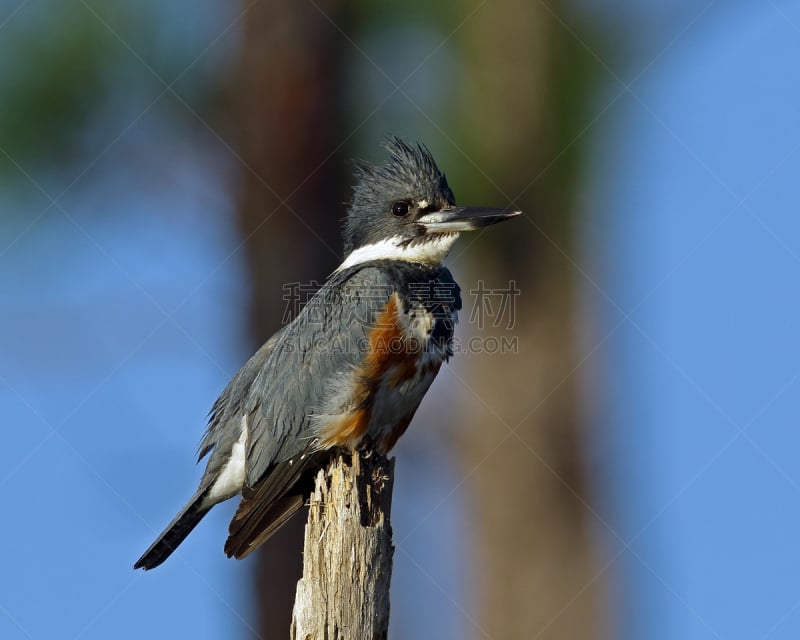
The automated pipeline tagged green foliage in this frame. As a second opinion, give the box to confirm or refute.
[0,6,116,176]
[0,1,227,189]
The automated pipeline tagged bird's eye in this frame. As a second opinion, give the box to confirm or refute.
[391,201,410,217]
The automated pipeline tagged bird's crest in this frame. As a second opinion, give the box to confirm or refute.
[352,136,446,191]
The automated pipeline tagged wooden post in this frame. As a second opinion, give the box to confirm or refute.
[291,449,395,640]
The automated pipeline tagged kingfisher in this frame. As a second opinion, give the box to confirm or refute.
[134,137,520,570]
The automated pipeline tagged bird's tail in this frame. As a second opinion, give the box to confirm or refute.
[134,489,211,570]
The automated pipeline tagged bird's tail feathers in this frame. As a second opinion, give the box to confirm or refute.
[134,489,211,571]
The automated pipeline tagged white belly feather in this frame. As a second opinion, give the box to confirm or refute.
[205,416,248,505]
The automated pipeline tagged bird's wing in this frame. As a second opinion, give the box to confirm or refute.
[243,266,398,482]
[224,266,399,557]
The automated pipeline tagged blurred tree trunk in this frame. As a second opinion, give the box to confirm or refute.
[450,2,609,639]
[230,1,347,637]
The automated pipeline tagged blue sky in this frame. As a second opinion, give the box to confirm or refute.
[586,2,800,638]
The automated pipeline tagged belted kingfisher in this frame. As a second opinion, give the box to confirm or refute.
[134,137,520,570]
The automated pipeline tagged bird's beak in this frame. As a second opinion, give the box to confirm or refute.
[418,207,522,233]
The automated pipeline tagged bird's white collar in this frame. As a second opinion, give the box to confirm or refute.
[335,233,460,272]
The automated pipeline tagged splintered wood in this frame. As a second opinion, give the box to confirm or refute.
[291,450,395,640]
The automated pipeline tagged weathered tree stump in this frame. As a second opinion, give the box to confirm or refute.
[291,449,395,640]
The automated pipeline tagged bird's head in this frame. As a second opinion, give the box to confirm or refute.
[340,137,520,269]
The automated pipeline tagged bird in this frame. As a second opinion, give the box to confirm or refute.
[134,137,520,570]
